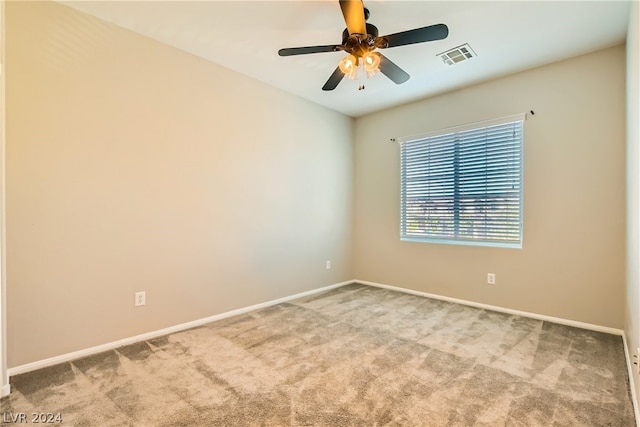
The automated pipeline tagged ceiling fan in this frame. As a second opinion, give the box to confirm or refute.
[278,0,449,91]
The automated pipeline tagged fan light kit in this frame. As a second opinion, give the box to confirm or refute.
[338,52,381,89]
[278,0,449,91]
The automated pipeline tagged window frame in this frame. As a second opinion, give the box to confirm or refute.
[397,114,525,249]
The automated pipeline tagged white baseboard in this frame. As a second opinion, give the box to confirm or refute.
[6,278,627,381]
[622,333,640,427]
[7,280,351,377]
[355,279,624,336]
[1,384,10,397]
[360,280,639,420]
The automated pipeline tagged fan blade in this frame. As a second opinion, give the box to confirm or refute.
[322,66,345,91]
[339,0,367,35]
[378,54,410,84]
[380,24,448,48]
[278,45,341,56]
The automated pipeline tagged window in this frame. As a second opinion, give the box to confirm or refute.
[399,114,524,248]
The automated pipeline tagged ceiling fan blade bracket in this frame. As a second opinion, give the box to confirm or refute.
[374,37,389,49]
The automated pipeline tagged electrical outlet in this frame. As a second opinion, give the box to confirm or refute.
[326,260,331,270]
[135,291,146,307]
[487,273,496,285]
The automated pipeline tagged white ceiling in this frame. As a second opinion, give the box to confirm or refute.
[60,1,631,118]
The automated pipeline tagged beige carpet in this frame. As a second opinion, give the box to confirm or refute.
[1,283,636,426]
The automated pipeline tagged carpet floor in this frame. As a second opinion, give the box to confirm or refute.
[1,283,636,426]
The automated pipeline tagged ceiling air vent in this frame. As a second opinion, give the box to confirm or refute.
[438,44,476,65]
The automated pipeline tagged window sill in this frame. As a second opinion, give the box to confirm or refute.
[400,236,522,249]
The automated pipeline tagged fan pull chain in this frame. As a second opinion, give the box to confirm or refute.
[358,61,365,90]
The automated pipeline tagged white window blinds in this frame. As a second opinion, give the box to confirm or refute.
[399,115,524,248]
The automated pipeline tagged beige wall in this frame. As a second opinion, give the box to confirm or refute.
[6,1,353,367]
[625,0,640,411]
[354,46,626,328]
[5,0,631,370]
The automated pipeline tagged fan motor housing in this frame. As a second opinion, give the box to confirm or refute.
[341,23,380,57]
[341,23,379,44]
